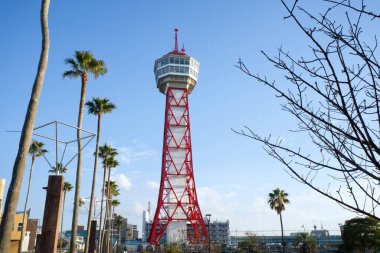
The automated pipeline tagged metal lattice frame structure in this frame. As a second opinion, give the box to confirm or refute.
[9,120,96,173]
[149,87,208,245]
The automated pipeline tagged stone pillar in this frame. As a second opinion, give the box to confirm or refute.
[35,234,41,253]
[88,220,97,253]
[36,175,64,253]
[26,219,39,252]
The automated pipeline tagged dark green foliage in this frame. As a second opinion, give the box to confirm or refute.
[295,232,317,253]
[63,51,107,79]
[63,182,73,192]
[49,162,67,174]
[103,180,120,197]
[163,245,182,253]
[86,97,116,116]
[268,188,289,215]
[29,140,48,157]
[238,233,260,253]
[342,217,380,252]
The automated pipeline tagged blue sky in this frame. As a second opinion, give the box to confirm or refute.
[1,0,378,236]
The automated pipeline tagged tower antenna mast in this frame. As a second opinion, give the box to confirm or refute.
[174,28,179,53]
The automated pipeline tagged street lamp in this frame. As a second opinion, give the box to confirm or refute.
[205,214,211,253]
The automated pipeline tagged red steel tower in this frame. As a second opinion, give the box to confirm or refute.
[149,29,208,245]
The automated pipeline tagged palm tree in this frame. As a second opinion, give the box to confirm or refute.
[111,199,120,221]
[110,199,120,249]
[295,232,317,253]
[60,182,73,253]
[63,51,107,253]
[98,144,117,252]
[105,181,120,199]
[49,162,67,175]
[268,188,290,249]
[103,159,119,253]
[0,1,50,251]
[18,141,48,253]
[114,215,124,251]
[84,98,116,253]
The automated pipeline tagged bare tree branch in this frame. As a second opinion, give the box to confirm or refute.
[235,0,380,220]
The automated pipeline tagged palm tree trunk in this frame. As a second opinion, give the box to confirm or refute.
[18,157,35,253]
[101,210,108,253]
[105,168,112,253]
[0,1,50,252]
[111,205,115,252]
[118,227,121,251]
[60,191,67,253]
[98,160,108,252]
[279,211,284,252]
[70,72,87,253]
[85,114,102,253]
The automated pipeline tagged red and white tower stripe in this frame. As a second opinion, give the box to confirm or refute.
[149,29,208,245]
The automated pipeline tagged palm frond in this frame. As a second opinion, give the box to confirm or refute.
[64,57,79,71]
[62,70,81,79]
[49,162,67,174]
[63,182,73,192]
[268,188,290,214]
[98,143,118,160]
[104,180,120,197]
[29,140,48,157]
[89,59,107,79]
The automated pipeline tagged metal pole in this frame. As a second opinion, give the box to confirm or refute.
[206,214,211,253]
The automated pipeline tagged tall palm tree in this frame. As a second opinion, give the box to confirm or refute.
[268,188,290,249]
[18,141,48,253]
[103,159,119,253]
[0,1,50,251]
[84,98,116,253]
[49,162,67,175]
[98,144,117,252]
[60,182,73,253]
[111,199,120,221]
[63,50,107,253]
[110,199,120,250]
[114,215,124,251]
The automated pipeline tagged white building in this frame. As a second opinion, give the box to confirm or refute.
[142,202,151,242]
[205,219,231,245]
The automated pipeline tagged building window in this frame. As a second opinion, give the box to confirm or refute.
[17,223,23,231]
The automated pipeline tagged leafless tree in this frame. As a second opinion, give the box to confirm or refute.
[235,0,380,220]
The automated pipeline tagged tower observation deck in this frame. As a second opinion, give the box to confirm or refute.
[149,29,208,245]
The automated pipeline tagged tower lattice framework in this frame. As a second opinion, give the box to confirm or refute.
[149,29,208,245]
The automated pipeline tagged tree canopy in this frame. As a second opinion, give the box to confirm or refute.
[342,217,380,252]
[295,232,317,253]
